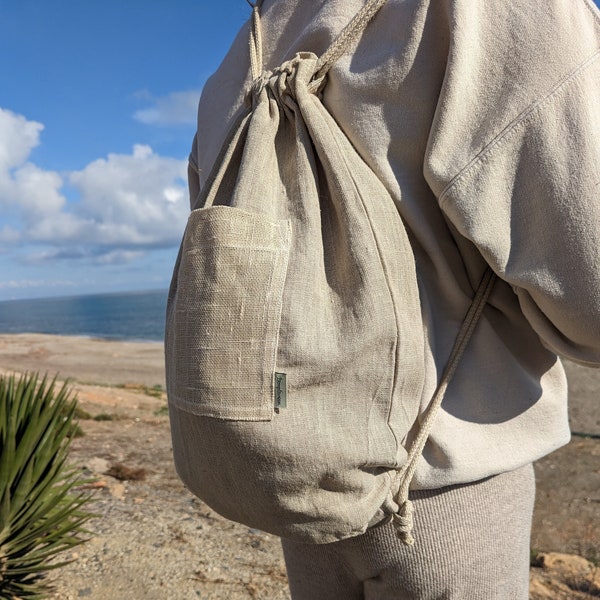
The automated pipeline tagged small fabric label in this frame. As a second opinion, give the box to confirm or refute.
[274,372,287,409]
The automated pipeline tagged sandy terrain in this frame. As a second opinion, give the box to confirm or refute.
[0,333,598,599]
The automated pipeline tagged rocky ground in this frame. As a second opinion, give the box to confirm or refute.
[0,333,598,599]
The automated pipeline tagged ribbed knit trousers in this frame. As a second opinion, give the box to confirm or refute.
[281,464,535,600]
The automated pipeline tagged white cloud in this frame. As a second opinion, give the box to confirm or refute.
[26,212,90,244]
[0,108,190,264]
[0,225,20,244]
[0,278,77,290]
[66,143,189,246]
[12,163,66,216]
[0,109,66,220]
[133,90,200,126]
[0,108,44,170]
[94,250,145,265]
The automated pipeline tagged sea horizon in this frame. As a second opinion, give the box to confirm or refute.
[0,288,169,343]
[0,286,168,304]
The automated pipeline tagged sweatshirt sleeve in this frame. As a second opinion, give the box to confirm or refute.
[439,50,600,365]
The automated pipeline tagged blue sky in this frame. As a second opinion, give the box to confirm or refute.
[1,1,599,302]
[0,0,248,300]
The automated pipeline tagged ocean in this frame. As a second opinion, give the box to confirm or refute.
[0,289,168,342]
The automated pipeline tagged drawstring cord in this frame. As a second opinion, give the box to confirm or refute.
[391,268,496,545]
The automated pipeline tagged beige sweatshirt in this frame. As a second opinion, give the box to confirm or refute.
[189,0,600,489]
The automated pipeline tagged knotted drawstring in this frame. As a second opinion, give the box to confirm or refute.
[390,268,497,545]
[392,499,416,545]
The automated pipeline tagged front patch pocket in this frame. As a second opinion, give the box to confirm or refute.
[166,206,291,421]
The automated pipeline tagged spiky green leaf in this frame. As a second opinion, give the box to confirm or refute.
[0,372,94,598]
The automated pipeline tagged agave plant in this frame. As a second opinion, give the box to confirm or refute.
[0,372,93,599]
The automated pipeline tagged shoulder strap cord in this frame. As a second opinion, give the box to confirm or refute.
[391,268,497,545]
[313,0,388,80]
[248,0,264,80]
[249,0,388,82]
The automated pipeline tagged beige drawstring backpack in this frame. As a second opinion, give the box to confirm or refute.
[166,0,495,545]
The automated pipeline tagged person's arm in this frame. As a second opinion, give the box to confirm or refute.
[426,0,600,365]
[440,55,600,365]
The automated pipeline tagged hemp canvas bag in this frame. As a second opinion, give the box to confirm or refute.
[166,0,495,545]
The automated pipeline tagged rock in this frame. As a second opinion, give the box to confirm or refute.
[86,457,110,474]
[540,552,595,575]
[530,552,600,600]
[107,482,126,499]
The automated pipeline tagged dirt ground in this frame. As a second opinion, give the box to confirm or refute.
[0,333,598,599]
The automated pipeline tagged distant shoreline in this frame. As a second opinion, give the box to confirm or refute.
[0,331,164,344]
[0,333,166,388]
